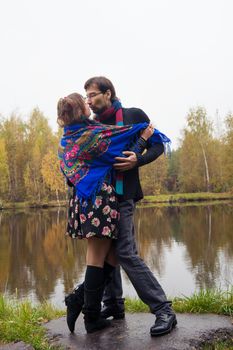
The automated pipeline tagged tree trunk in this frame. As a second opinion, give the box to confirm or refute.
[207,206,212,247]
[56,188,60,206]
[200,141,210,192]
[64,181,68,201]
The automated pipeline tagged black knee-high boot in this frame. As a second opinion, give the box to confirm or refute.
[65,282,84,333]
[83,265,111,333]
[65,262,115,333]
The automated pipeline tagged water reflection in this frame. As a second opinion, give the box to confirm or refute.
[135,204,233,295]
[0,203,232,306]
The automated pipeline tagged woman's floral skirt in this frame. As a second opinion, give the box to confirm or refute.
[66,183,119,239]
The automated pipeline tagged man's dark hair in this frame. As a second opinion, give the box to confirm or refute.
[84,76,118,102]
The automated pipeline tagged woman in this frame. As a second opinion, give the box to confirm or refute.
[57,93,169,333]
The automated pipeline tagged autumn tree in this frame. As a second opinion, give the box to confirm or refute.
[0,114,27,201]
[0,137,9,200]
[179,107,214,192]
[140,154,168,195]
[166,149,180,192]
[41,150,66,203]
[24,108,55,201]
[222,113,233,190]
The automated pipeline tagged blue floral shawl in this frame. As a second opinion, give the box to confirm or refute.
[58,119,170,202]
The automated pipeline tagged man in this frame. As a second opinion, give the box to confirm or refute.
[83,76,177,336]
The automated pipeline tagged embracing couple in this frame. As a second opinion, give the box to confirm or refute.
[58,76,177,336]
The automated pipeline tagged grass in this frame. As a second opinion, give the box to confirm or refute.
[0,288,232,349]
[125,288,233,315]
[0,295,64,350]
[202,340,233,350]
[172,289,233,315]
[142,192,233,204]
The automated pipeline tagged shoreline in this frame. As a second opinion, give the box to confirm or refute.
[1,192,233,210]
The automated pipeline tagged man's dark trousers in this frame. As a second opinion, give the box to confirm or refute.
[103,199,172,314]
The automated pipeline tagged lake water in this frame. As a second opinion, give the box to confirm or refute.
[0,202,232,308]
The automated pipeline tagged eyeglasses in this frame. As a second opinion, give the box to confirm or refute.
[85,92,103,100]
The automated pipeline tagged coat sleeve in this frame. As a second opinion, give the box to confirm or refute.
[128,108,165,166]
[136,142,164,166]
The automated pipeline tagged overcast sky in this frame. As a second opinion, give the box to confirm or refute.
[1,0,233,148]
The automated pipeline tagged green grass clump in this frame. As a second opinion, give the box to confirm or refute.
[125,298,149,312]
[125,288,233,315]
[172,289,233,315]
[0,295,64,350]
[202,339,233,349]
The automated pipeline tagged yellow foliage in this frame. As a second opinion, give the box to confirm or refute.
[41,151,65,192]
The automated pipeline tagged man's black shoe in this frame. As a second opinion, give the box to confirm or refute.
[150,313,177,336]
[101,302,125,319]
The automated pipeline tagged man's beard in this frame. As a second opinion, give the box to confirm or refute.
[91,105,108,115]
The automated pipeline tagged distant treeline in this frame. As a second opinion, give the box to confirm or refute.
[0,106,232,203]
